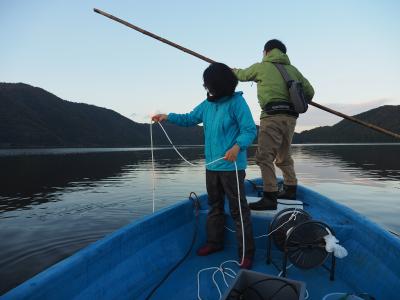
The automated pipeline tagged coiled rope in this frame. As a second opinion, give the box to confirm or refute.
[149,121,301,300]
[150,121,246,265]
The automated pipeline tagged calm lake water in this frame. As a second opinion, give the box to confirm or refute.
[0,144,399,295]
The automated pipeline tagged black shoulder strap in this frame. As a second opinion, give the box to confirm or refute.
[272,63,293,85]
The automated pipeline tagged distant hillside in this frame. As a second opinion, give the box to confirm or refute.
[1,83,399,147]
[0,83,204,148]
[293,105,400,143]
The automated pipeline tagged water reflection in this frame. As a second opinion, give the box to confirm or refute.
[0,145,399,295]
[293,144,400,181]
[0,148,205,212]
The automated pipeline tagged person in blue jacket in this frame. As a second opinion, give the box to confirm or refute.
[152,63,257,268]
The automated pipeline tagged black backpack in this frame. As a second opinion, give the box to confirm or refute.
[273,63,309,114]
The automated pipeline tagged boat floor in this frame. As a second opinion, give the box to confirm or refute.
[148,245,354,299]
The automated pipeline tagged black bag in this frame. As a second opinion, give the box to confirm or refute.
[273,63,309,113]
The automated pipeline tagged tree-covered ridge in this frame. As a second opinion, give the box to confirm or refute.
[293,105,400,143]
[0,83,204,148]
[1,83,399,147]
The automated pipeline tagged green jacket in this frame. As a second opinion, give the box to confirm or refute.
[233,48,314,119]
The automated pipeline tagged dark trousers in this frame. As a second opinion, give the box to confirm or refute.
[205,170,255,258]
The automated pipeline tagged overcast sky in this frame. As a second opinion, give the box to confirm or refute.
[1,0,399,132]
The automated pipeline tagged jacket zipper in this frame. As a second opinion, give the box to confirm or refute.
[210,104,218,161]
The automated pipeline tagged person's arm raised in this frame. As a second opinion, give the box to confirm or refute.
[232,64,259,82]
[166,101,205,127]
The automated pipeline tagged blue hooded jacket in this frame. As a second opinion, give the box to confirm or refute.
[167,91,257,171]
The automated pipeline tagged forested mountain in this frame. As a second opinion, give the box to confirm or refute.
[1,83,399,147]
[0,83,203,148]
[293,105,400,143]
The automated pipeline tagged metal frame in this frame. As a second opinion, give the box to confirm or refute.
[267,220,336,281]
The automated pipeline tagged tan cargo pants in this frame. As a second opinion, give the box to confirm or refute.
[256,115,297,192]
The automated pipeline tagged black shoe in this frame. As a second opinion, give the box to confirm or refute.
[278,184,297,200]
[249,192,277,210]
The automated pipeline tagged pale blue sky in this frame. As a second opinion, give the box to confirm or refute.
[1,0,400,131]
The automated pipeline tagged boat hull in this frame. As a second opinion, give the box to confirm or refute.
[3,179,400,299]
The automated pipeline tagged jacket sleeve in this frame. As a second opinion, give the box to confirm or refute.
[167,101,205,127]
[233,98,257,149]
[233,63,260,82]
[299,73,315,102]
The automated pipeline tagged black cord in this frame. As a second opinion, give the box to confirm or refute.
[145,192,200,299]
[189,192,201,216]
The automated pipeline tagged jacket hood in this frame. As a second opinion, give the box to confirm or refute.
[262,48,291,65]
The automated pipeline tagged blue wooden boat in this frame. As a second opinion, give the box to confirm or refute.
[3,179,400,299]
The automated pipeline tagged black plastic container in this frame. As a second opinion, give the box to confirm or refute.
[221,269,306,300]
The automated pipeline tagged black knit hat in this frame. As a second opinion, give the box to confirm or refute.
[203,63,238,101]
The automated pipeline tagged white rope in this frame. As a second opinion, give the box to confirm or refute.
[151,122,313,299]
[151,121,246,300]
[158,121,226,166]
[223,267,237,278]
[157,121,196,166]
[322,292,352,300]
[234,161,245,265]
[219,260,240,290]
[196,260,241,299]
[212,269,223,298]
[324,227,348,258]
[151,122,308,299]
[151,122,246,254]
[150,120,156,213]
[224,208,300,239]
[150,122,226,213]
[197,267,221,300]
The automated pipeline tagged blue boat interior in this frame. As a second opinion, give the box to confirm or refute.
[3,179,400,299]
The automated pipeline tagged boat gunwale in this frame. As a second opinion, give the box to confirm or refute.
[3,180,399,299]
[2,198,197,299]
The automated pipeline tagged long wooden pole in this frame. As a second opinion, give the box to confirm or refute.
[93,8,400,140]
[309,102,400,139]
[93,8,214,64]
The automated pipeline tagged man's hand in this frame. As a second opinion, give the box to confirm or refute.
[224,144,241,162]
[151,114,168,122]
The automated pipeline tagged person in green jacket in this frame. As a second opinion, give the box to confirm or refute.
[233,39,314,210]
